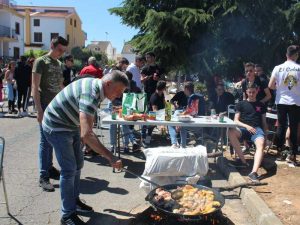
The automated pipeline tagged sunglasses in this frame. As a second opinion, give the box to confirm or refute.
[245,69,254,73]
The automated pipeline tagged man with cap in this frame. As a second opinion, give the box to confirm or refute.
[269,45,300,164]
[80,56,103,79]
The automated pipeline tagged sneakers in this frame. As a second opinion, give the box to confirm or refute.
[171,143,179,148]
[286,154,297,164]
[49,166,60,180]
[276,148,289,161]
[132,142,140,152]
[39,177,55,192]
[61,213,86,225]
[228,159,249,168]
[76,198,94,213]
[248,172,259,182]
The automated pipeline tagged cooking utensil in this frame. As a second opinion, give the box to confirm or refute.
[145,181,268,220]
[122,167,184,200]
[146,183,225,220]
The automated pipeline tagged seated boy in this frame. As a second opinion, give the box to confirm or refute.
[228,83,268,182]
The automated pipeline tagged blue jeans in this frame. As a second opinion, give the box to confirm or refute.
[169,126,202,148]
[110,124,135,147]
[39,103,53,178]
[43,126,83,218]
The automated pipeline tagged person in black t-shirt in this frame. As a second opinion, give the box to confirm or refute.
[141,52,163,101]
[228,83,268,182]
[241,62,271,104]
[211,84,235,114]
[141,81,166,146]
[170,91,188,110]
[62,54,76,87]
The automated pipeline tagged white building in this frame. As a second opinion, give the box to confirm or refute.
[15,5,86,53]
[86,41,117,60]
[0,0,24,59]
[121,42,136,63]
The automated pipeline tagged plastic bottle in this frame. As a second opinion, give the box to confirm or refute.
[165,100,172,121]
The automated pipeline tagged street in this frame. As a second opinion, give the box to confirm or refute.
[0,114,255,225]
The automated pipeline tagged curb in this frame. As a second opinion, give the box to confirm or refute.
[216,156,283,225]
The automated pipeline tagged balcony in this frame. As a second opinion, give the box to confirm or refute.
[0,25,18,40]
[0,0,16,8]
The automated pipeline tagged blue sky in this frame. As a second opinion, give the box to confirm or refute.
[15,0,139,53]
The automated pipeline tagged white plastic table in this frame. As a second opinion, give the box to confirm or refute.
[102,116,237,171]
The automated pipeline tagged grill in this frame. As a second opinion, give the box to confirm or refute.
[130,206,234,225]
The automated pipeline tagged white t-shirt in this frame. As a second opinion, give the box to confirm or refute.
[271,60,300,105]
[126,63,142,89]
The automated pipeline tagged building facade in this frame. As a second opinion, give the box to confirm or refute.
[15,5,86,53]
[121,42,136,63]
[0,0,25,59]
[86,41,117,60]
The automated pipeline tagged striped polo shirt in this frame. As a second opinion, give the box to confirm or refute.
[42,78,105,131]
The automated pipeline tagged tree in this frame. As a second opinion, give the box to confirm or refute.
[24,49,48,58]
[110,0,300,79]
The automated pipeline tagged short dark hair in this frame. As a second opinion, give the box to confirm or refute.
[246,82,258,90]
[64,54,73,62]
[244,62,255,68]
[119,57,129,65]
[146,52,155,58]
[255,64,263,68]
[20,55,27,62]
[184,82,194,93]
[287,45,300,57]
[52,36,69,47]
[135,55,145,62]
[156,80,166,91]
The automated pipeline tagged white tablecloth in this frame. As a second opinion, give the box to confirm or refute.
[140,146,208,193]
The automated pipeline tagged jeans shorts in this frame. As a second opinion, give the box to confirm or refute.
[238,127,265,143]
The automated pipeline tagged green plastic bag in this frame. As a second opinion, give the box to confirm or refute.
[122,93,147,115]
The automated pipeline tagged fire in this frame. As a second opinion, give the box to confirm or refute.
[150,213,163,221]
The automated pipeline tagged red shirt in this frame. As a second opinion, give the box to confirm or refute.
[80,65,103,79]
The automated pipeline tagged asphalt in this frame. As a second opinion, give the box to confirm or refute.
[0,105,255,225]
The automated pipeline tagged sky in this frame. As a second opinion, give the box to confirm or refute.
[15,0,139,53]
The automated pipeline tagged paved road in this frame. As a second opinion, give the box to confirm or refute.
[0,112,255,225]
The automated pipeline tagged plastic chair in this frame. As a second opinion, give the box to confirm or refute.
[0,137,10,215]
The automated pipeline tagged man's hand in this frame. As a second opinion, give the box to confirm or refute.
[246,125,256,134]
[109,155,123,171]
[37,109,44,123]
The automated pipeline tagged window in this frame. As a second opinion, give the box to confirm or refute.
[34,32,42,42]
[70,19,72,25]
[50,33,59,40]
[74,19,76,27]
[15,22,20,35]
[67,34,70,42]
[33,19,40,26]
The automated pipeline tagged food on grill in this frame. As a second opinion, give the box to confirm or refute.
[152,185,221,215]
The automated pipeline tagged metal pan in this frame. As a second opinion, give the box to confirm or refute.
[145,183,225,220]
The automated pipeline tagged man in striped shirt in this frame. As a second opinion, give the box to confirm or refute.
[42,71,128,225]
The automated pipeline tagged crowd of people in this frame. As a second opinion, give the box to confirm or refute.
[1,35,300,224]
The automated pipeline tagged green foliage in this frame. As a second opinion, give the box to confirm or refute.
[24,49,48,58]
[70,47,108,68]
[110,0,300,79]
